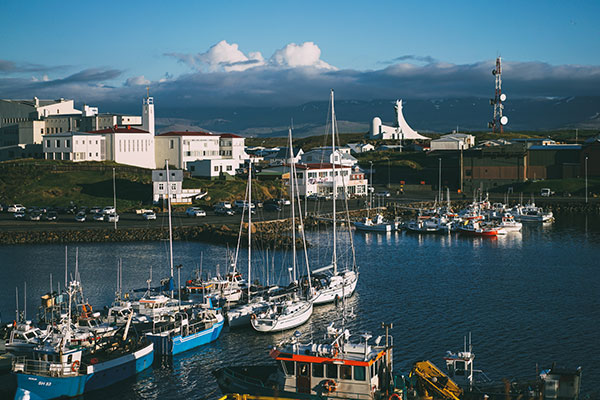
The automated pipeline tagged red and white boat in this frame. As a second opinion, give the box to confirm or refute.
[459,220,499,237]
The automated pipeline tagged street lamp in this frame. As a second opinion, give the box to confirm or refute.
[585,156,588,204]
[438,158,442,203]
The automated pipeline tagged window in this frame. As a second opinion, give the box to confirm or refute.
[312,363,324,378]
[326,364,338,379]
[159,184,164,191]
[214,166,219,172]
[46,140,50,147]
[283,361,295,376]
[66,140,70,147]
[170,139,174,149]
[55,139,60,147]
[226,165,232,171]
[340,365,352,380]
[297,363,309,377]
[354,366,366,381]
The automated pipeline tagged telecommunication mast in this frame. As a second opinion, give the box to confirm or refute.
[488,57,508,133]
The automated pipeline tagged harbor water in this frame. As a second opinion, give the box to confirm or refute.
[0,211,599,399]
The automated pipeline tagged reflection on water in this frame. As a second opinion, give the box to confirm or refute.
[0,211,598,399]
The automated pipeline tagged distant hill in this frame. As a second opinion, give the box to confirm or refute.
[155,96,600,137]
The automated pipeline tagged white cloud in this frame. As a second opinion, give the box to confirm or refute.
[166,40,334,72]
[125,75,150,86]
[270,42,335,70]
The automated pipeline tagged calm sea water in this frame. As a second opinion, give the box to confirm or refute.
[0,211,599,399]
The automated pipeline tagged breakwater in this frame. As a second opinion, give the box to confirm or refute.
[0,222,304,248]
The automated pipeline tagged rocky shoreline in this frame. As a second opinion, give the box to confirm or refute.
[1,200,597,246]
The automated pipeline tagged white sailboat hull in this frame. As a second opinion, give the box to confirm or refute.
[312,271,358,305]
[251,301,313,333]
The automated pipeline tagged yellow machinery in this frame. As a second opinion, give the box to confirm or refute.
[409,361,462,400]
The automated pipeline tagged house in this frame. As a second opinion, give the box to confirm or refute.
[188,158,243,179]
[294,163,368,198]
[370,100,429,141]
[152,169,204,204]
[264,147,303,165]
[346,143,375,154]
[430,133,475,151]
[300,147,357,167]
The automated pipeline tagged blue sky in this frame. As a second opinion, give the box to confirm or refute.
[1,0,599,109]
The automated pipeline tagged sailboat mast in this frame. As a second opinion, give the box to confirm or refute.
[113,167,117,230]
[331,89,337,275]
[247,159,252,301]
[288,128,297,283]
[166,160,174,298]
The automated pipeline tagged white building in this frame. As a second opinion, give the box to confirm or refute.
[89,126,155,169]
[43,132,106,161]
[346,143,375,154]
[300,147,357,167]
[188,158,242,179]
[370,100,429,141]
[293,163,368,198]
[430,133,475,151]
[155,131,221,170]
[264,147,303,165]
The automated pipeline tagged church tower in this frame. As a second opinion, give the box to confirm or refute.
[142,87,155,135]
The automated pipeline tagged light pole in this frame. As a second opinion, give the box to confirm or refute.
[369,161,373,210]
[585,156,588,204]
[438,158,442,203]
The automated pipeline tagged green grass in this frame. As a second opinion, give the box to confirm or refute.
[0,159,285,211]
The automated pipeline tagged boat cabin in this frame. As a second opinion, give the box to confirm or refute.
[272,329,393,398]
[13,345,83,377]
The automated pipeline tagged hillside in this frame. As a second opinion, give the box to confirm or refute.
[0,160,283,211]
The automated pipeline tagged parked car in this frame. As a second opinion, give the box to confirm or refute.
[307,194,319,201]
[89,206,102,214]
[8,204,26,213]
[234,200,255,210]
[142,211,157,220]
[105,213,119,223]
[75,212,86,222]
[264,203,282,212]
[541,188,555,197]
[27,213,42,221]
[102,206,116,215]
[45,211,58,221]
[215,207,235,216]
[14,211,25,219]
[186,207,206,217]
[376,191,391,198]
[93,213,105,222]
[215,201,232,209]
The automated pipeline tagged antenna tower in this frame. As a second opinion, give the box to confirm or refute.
[488,57,508,133]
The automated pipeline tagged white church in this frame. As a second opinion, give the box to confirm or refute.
[370,100,429,141]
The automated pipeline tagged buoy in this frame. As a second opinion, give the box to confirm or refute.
[71,360,80,372]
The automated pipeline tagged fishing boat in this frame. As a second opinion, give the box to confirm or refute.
[497,213,522,232]
[213,322,402,399]
[406,216,441,233]
[251,129,314,333]
[511,203,554,222]
[354,214,396,232]
[12,282,154,400]
[458,220,499,237]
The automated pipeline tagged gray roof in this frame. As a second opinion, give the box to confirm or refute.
[152,170,183,182]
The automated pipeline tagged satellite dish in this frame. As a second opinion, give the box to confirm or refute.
[500,116,509,125]
[500,93,507,102]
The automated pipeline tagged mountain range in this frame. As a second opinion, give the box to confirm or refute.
[149,96,600,137]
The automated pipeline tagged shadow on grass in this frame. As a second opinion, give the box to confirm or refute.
[79,179,152,202]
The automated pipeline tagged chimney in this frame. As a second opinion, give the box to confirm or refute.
[34,96,39,107]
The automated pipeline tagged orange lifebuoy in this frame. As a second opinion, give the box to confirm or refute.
[389,394,401,400]
[71,360,80,372]
[324,379,337,392]
[90,358,99,365]
[251,314,256,320]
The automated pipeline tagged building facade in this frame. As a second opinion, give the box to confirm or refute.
[43,132,106,161]
[294,163,368,198]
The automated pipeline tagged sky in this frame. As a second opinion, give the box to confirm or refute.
[1,0,600,111]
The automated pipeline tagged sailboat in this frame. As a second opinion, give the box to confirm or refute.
[145,160,224,355]
[227,160,272,328]
[309,89,359,306]
[250,129,314,333]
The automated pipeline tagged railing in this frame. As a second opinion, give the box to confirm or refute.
[12,356,82,377]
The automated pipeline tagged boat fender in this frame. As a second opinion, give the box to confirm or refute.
[332,343,339,358]
[251,313,256,320]
[71,360,80,372]
[324,379,337,392]
[90,358,99,365]
[334,295,340,307]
